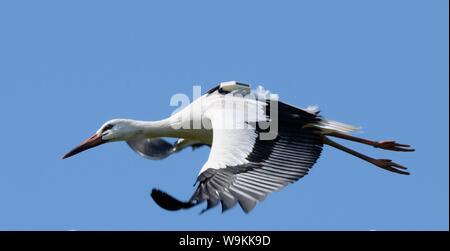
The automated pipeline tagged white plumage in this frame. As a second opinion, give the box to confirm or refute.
[62,81,414,213]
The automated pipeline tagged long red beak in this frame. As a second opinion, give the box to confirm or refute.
[61,133,106,159]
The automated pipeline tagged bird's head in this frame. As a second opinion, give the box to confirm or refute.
[61,119,141,159]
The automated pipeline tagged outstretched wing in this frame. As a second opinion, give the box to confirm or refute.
[151,85,324,213]
[127,138,176,160]
[173,138,210,152]
[127,138,209,160]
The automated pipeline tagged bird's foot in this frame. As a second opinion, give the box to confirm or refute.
[374,140,415,152]
[371,158,410,175]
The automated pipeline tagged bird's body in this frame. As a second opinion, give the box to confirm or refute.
[62,81,414,213]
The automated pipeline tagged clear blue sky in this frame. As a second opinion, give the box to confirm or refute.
[0,0,448,230]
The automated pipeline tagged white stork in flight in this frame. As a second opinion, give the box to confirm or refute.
[62,81,414,213]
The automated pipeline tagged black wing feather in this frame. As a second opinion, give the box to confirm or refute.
[151,101,324,213]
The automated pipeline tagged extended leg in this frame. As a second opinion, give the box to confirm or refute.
[326,131,415,152]
[323,136,410,175]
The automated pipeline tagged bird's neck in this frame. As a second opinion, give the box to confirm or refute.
[132,118,186,139]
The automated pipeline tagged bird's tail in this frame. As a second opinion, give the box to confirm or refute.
[316,119,361,135]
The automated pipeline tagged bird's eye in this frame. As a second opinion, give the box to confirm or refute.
[102,124,114,132]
